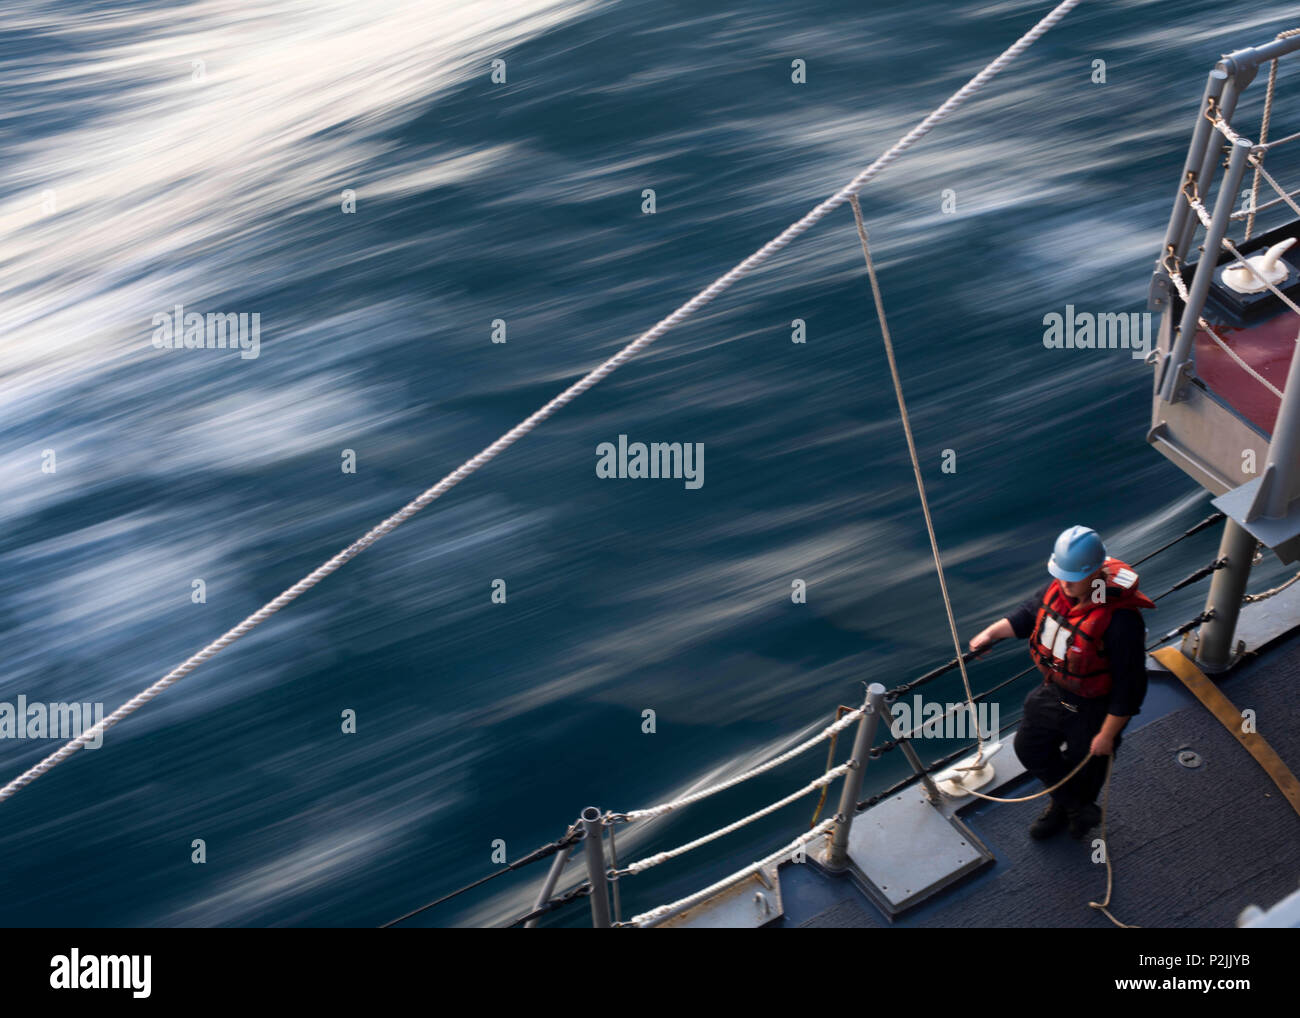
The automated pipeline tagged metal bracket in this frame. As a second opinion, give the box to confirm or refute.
[1147,420,1235,491]
[1213,475,1300,564]
[1148,272,1174,311]
[1156,357,1197,403]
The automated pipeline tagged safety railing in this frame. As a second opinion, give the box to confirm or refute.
[370,497,1300,928]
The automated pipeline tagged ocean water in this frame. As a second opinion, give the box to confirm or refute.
[1,0,1297,927]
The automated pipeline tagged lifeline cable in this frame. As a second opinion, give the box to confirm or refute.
[1131,511,1224,566]
[380,827,581,928]
[505,882,592,928]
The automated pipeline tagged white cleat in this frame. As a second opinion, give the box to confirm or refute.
[935,741,1002,797]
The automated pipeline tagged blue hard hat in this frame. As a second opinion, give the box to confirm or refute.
[1048,525,1106,582]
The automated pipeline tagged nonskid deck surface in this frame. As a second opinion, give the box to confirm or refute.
[1194,315,1294,435]
[782,627,1300,928]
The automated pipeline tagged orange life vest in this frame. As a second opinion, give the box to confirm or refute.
[1027,557,1155,698]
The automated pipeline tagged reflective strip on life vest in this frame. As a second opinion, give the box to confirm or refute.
[1037,615,1071,660]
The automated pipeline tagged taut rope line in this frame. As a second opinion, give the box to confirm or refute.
[847,163,1129,927]
[849,194,985,764]
[0,0,1082,804]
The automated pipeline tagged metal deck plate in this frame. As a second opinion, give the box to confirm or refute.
[1214,478,1300,564]
[1147,578,1300,672]
[1231,570,1300,650]
[843,787,992,917]
[655,863,783,928]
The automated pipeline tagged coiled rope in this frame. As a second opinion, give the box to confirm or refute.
[1087,757,1136,928]
[0,0,1085,805]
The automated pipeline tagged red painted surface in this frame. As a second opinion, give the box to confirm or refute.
[1194,313,1299,434]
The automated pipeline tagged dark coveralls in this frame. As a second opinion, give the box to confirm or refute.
[1008,584,1148,810]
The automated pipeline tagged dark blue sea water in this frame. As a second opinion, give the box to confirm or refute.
[2,0,1297,927]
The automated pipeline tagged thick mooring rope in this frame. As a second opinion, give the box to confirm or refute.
[0,0,1085,805]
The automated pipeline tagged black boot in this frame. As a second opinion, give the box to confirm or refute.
[1029,800,1069,839]
[1068,802,1101,839]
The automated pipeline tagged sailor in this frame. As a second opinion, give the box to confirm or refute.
[968,526,1153,840]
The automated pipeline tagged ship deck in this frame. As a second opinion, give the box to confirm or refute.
[1187,218,1300,438]
[777,626,1300,928]
[1194,316,1292,436]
